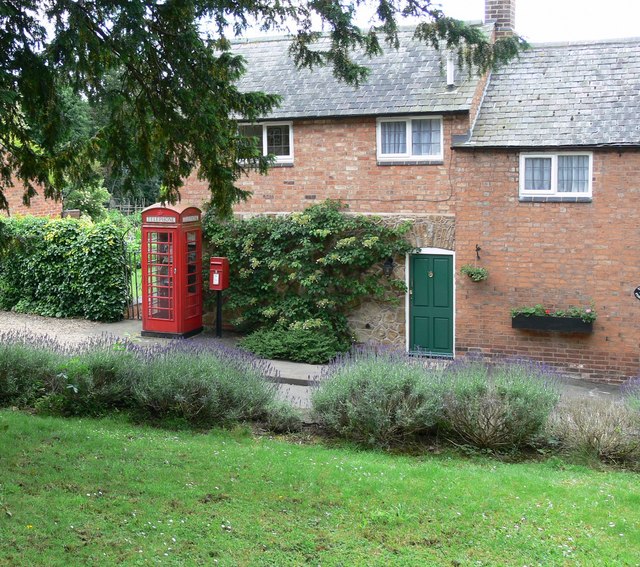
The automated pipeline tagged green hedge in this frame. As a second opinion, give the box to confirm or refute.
[0,216,129,321]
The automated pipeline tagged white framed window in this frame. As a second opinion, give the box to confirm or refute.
[376,116,443,162]
[239,122,294,164]
[519,153,592,197]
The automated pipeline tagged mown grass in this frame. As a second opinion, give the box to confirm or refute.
[1,411,639,566]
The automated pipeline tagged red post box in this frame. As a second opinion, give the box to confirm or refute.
[209,257,229,291]
[141,203,203,338]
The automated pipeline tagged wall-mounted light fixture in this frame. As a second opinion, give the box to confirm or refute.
[382,257,395,277]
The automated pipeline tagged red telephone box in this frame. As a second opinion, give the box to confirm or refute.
[141,203,203,338]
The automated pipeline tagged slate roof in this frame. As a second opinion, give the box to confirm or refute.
[461,37,640,148]
[233,27,484,120]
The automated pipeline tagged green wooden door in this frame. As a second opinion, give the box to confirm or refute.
[409,254,454,356]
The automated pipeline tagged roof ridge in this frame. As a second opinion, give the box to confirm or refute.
[527,36,640,48]
[231,21,488,46]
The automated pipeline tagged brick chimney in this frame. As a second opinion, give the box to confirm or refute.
[485,0,516,38]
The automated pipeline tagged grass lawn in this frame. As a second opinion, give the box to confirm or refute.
[1,411,638,566]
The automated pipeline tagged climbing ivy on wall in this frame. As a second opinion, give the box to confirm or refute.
[0,217,129,321]
[202,200,414,342]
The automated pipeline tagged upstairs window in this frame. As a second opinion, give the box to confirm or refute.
[239,122,293,164]
[520,153,592,197]
[377,117,443,162]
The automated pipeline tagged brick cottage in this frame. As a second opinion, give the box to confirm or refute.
[182,0,640,383]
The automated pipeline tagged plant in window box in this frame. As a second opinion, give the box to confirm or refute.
[510,303,596,333]
[460,264,488,282]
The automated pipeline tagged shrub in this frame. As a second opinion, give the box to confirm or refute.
[0,216,129,321]
[132,342,278,426]
[547,398,640,464]
[46,347,139,416]
[239,327,350,364]
[622,378,640,413]
[63,180,111,221]
[0,331,288,430]
[312,347,444,447]
[441,358,560,450]
[202,200,413,343]
[262,400,304,433]
[0,339,61,407]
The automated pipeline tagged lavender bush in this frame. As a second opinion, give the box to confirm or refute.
[547,398,640,464]
[0,332,62,406]
[441,358,561,450]
[311,346,445,447]
[622,378,640,413]
[0,331,294,429]
[45,348,139,416]
[132,341,279,425]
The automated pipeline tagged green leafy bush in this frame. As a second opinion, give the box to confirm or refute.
[441,359,560,450]
[0,216,129,321]
[547,398,640,464]
[203,200,413,343]
[239,327,350,364]
[312,347,445,447]
[63,180,111,221]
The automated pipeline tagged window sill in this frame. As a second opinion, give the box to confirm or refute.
[377,159,444,166]
[271,162,294,168]
[519,196,592,203]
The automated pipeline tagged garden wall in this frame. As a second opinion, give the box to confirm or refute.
[1,183,62,217]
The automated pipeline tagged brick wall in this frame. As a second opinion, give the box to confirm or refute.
[1,183,62,218]
[485,0,516,37]
[184,115,640,383]
[181,115,469,216]
[454,148,640,383]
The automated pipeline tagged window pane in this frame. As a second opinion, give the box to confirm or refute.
[239,125,262,139]
[412,119,441,156]
[266,125,290,156]
[558,155,589,193]
[524,158,552,190]
[381,122,406,154]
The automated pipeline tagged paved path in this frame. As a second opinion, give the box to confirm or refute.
[0,312,622,408]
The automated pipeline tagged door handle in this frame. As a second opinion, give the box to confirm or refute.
[428,271,434,278]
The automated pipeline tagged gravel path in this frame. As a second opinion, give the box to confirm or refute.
[0,311,152,345]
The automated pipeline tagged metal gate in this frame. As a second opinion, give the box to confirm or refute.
[124,242,142,320]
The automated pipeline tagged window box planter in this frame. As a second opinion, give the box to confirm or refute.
[511,314,593,333]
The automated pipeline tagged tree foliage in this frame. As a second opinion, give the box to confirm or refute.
[0,1,526,215]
